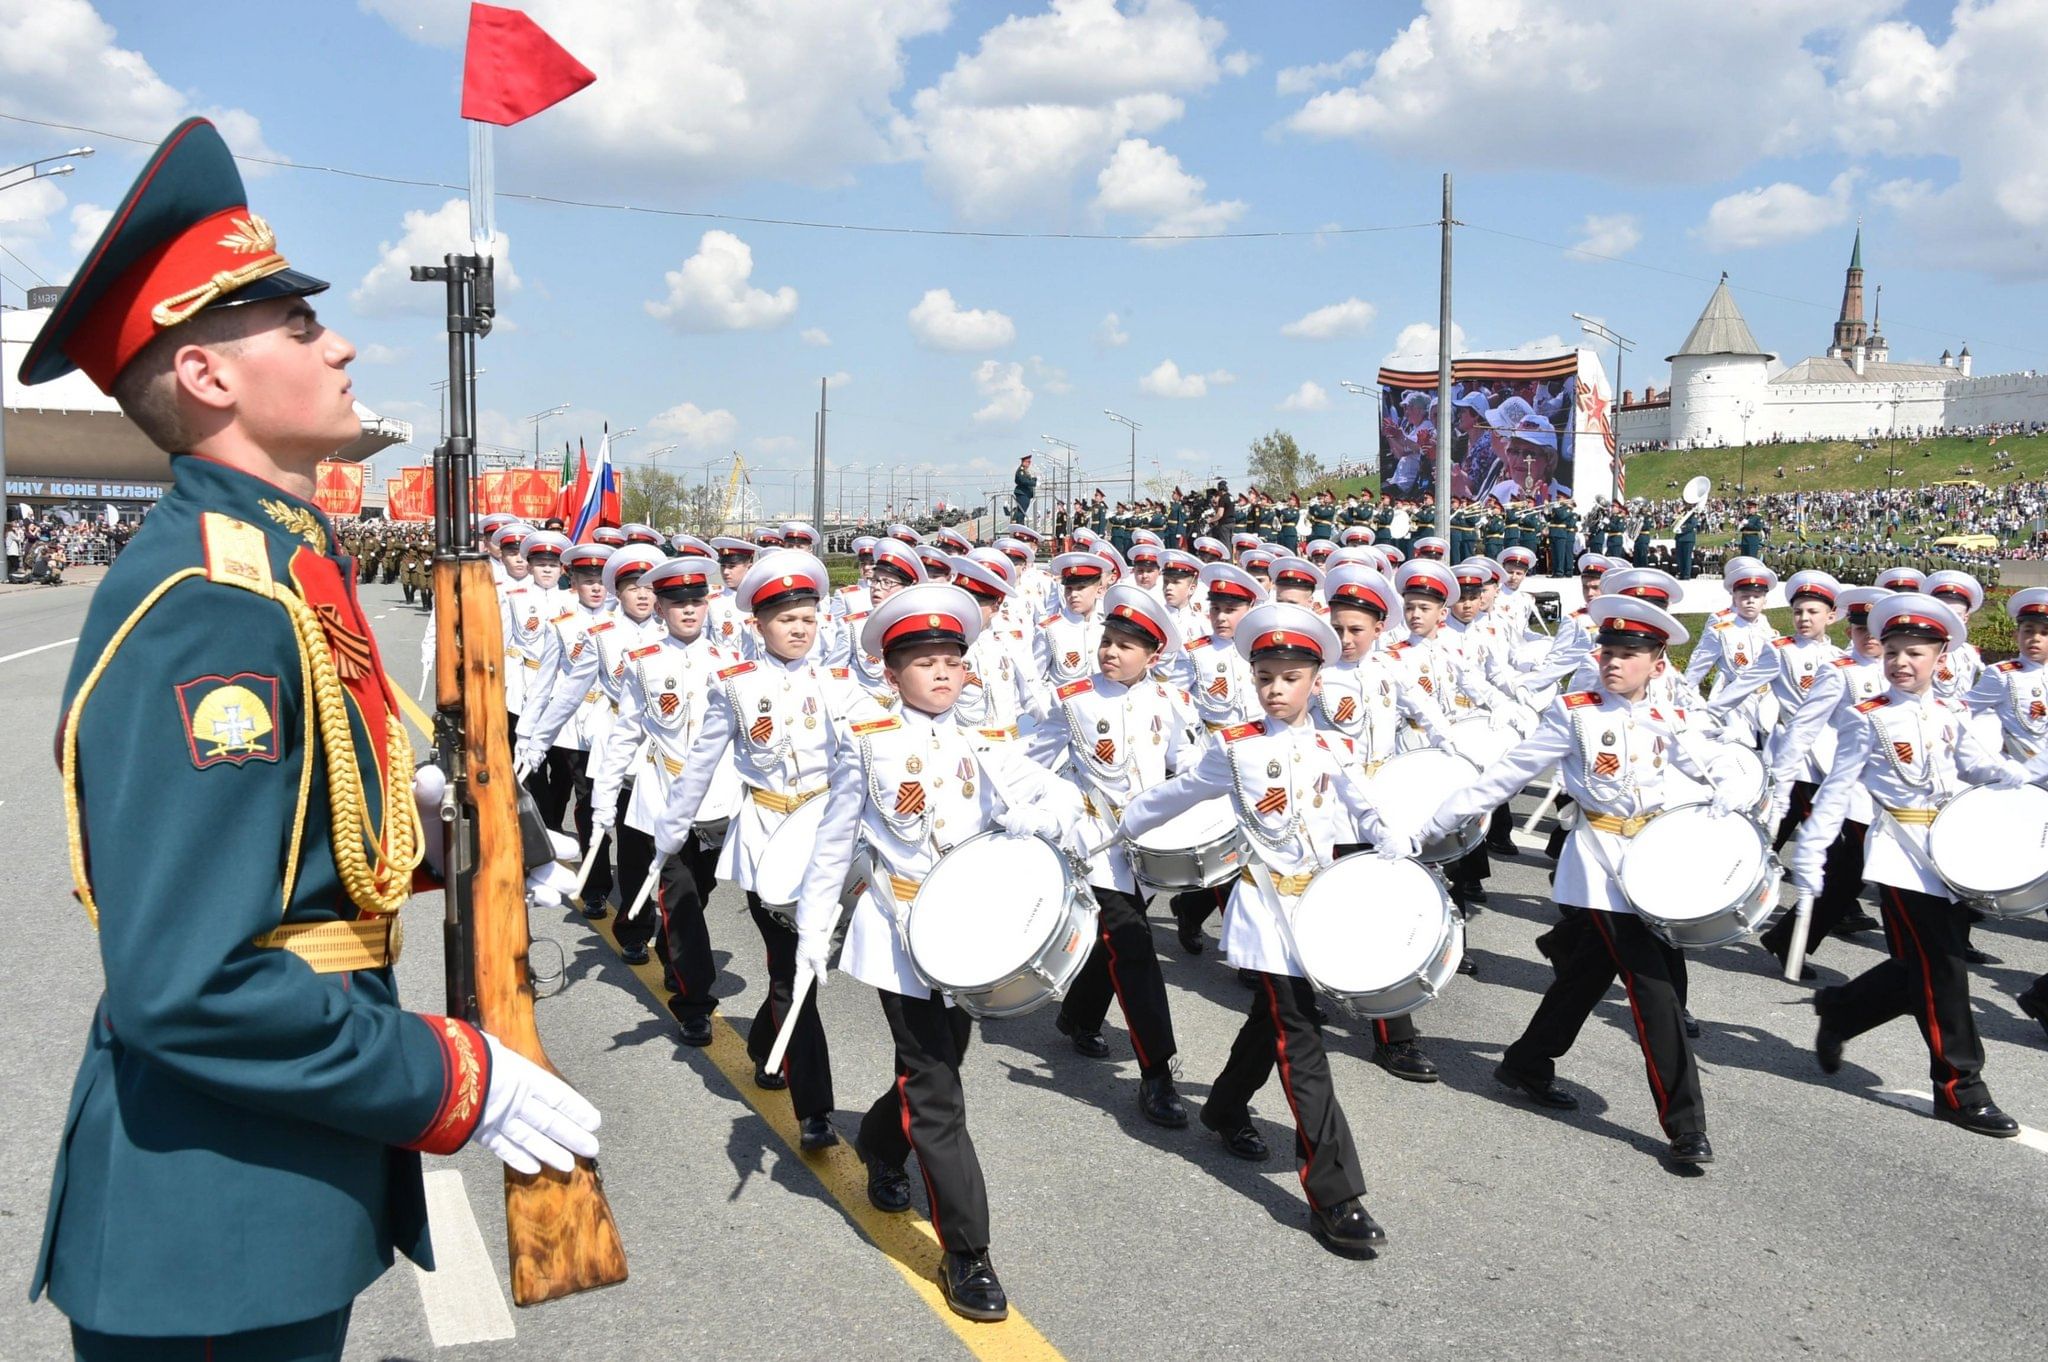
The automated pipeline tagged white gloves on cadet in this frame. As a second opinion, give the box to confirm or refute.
[1708,786,1736,819]
[1374,826,1421,861]
[413,764,582,909]
[998,803,1064,842]
[796,930,832,992]
[476,1035,602,1176]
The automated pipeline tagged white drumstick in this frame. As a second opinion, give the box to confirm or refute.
[764,969,814,1075]
[569,827,609,903]
[1522,772,1563,834]
[625,853,667,921]
[1783,893,1815,982]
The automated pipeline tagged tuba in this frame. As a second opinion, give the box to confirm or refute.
[1671,475,1711,534]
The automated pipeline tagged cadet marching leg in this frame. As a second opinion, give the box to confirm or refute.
[746,894,836,1128]
[1056,888,1178,1080]
[859,992,991,1255]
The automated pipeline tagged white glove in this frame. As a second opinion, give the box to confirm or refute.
[414,763,448,877]
[796,929,832,992]
[1793,890,1816,923]
[1988,765,2030,791]
[998,803,1063,842]
[1708,787,1735,819]
[590,797,617,833]
[1374,827,1420,860]
[513,746,541,781]
[526,855,579,912]
[1790,864,1822,897]
[476,1034,601,1176]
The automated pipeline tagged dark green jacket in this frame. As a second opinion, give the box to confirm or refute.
[36,456,485,1336]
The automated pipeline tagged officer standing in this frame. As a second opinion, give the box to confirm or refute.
[1739,500,1766,559]
[1674,501,1699,580]
[22,119,597,1361]
[1547,500,1578,578]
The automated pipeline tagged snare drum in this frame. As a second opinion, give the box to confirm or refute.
[751,793,828,908]
[905,832,1099,1019]
[1291,856,1463,1018]
[1618,806,1781,948]
[1926,784,2048,919]
[1668,741,1770,822]
[1367,748,1483,863]
[1126,798,1247,889]
[1449,715,1518,770]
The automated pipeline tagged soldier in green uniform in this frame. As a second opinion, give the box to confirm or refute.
[1479,499,1506,560]
[1547,499,1579,577]
[22,119,600,1362]
[1373,494,1395,546]
[1308,491,1337,543]
[1602,502,1625,557]
[1739,500,1765,559]
[1673,502,1699,580]
[1448,497,1474,562]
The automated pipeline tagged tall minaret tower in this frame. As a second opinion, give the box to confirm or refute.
[1866,283,1888,363]
[1828,224,1867,359]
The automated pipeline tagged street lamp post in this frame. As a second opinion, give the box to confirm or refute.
[525,403,569,468]
[1339,380,1375,491]
[1041,434,1077,545]
[1574,314,1634,505]
[0,146,95,538]
[1104,410,1141,502]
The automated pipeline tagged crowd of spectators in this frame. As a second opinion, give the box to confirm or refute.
[5,512,143,584]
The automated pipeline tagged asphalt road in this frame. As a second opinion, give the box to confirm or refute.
[4,573,2046,1362]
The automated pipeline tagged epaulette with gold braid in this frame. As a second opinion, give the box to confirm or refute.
[851,716,902,735]
[1563,691,1601,708]
[717,661,756,680]
[1221,721,1262,742]
[1056,678,1092,700]
[1856,695,1890,713]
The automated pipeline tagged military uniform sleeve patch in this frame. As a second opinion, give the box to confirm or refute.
[174,672,283,768]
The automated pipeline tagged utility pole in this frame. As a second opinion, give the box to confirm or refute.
[1435,172,1454,540]
[813,376,827,532]
[1105,410,1141,502]
[1574,313,1635,505]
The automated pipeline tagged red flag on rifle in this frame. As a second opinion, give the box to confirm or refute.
[461,3,595,126]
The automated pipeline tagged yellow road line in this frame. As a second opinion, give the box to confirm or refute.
[584,907,1065,1362]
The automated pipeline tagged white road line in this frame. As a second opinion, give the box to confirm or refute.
[1877,1088,2048,1154]
[412,1169,516,1347]
[0,637,78,665]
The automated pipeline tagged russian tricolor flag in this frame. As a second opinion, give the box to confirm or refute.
[569,425,620,540]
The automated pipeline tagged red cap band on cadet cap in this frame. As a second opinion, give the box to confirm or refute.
[1621,585,1672,603]
[1932,588,1971,604]
[761,570,822,596]
[959,575,1004,601]
[1207,578,1256,601]
[1793,583,1838,603]
[1847,606,1873,623]
[1884,612,1949,639]
[1108,603,1167,645]
[1599,617,1665,640]
[1248,629,1322,658]
[1403,577,1451,601]
[1061,564,1105,581]
[1332,583,1390,613]
[882,611,966,648]
[1277,567,1316,584]
[1729,575,1771,590]
[2020,601,2048,618]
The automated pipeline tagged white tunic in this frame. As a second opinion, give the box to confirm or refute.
[499,578,554,715]
[1425,690,1714,915]
[1025,674,1199,894]
[1170,633,1257,730]
[1033,607,1103,688]
[1964,656,2048,761]
[1686,609,1781,744]
[522,606,662,755]
[1121,717,1392,976]
[523,600,613,753]
[589,632,737,835]
[794,705,1082,997]
[1793,687,2023,897]
[1315,651,1447,766]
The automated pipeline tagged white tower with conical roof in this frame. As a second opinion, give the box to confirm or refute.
[1667,273,1775,448]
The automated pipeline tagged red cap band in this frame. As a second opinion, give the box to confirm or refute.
[1730,575,1771,590]
[1108,603,1167,645]
[1884,611,1949,639]
[1621,585,1672,603]
[882,611,966,648]
[1249,629,1323,659]
[1332,584,1390,613]
[1208,579,1257,601]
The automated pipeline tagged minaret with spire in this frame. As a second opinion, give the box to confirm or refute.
[1866,282,1887,363]
[1828,223,1867,359]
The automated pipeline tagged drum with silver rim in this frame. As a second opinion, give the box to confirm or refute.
[1926,784,2048,919]
[749,793,829,928]
[1618,805,1781,948]
[1449,714,1520,771]
[1366,747,1484,863]
[1126,797,1247,889]
[1668,741,1771,823]
[905,831,1099,1019]
[1290,855,1463,1018]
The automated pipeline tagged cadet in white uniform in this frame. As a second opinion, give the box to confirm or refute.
[515,540,617,893]
[1963,588,2048,1040]
[1121,603,1410,1257]
[1801,594,2031,1138]
[950,554,1041,742]
[653,551,871,1148]
[1686,559,1781,747]
[1420,596,1723,1168]
[795,585,1082,1323]
[837,539,925,694]
[1035,552,1108,689]
[1026,585,1196,1126]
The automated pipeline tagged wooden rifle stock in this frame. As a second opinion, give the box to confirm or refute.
[438,554,628,1304]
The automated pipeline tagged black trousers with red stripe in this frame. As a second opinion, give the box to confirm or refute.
[528,745,580,830]
[860,989,990,1253]
[745,896,835,1119]
[1504,908,1705,1138]
[1828,884,1992,1111]
[1203,971,1367,1212]
[1058,887,1178,1075]
[1763,819,1869,961]
[647,833,721,1010]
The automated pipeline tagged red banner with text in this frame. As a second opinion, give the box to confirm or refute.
[387,466,435,521]
[313,459,364,517]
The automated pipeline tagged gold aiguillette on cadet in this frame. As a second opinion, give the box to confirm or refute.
[413,4,623,1307]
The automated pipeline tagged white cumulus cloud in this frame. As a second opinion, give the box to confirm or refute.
[1275,48,1372,97]
[645,230,798,331]
[1383,320,1469,364]
[649,401,740,449]
[66,202,112,256]
[1139,359,1232,399]
[1098,311,1130,346]
[1571,213,1641,259]
[971,359,1033,424]
[800,327,832,346]
[352,199,520,316]
[908,288,1016,351]
[1696,172,1857,251]
[1092,137,1245,241]
[1279,381,1332,412]
[1281,297,1376,340]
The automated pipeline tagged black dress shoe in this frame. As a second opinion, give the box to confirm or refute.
[1963,947,2002,966]
[799,1115,839,1151]
[939,1250,1009,1323]
[1055,1015,1110,1058]
[858,1145,913,1212]
[1201,1111,1269,1160]
[1668,1131,1714,1165]
[753,1064,788,1090]
[1138,1073,1190,1128]
[1462,888,1490,908]
[1310,1197,1388,1256]
[618,945,651,966]
[1174,905,1206,955]
[1811,988,1845,1074]
[678,1014,714,1047]
[1683,1009,1702,1040]
[1372,1041,1440,1083]
[580,901,610,921]
[1487,837,1519,858]
[1493,1062,1578,1109]
[1457,956,1479,976]
[1838,909,1881,934]
[1937,1101,2020,1138]
[2017,989,2048,1042]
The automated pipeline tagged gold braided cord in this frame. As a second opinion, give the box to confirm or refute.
[274,586,422,916]
[62,569,209,929]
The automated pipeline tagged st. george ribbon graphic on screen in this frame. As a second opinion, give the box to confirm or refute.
[1378,349,1610,507]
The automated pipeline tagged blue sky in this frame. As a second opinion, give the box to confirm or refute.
[3,0,2043,519]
